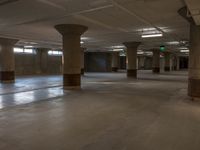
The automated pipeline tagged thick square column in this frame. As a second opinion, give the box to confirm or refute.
[123,42,141,78]
[55,24,88,90]
[0,37,18,83]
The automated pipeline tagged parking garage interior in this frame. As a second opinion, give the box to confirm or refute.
[0,0,200,150]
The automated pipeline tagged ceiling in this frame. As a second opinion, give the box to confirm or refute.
[185,0,200,25]
[0,0,193,52]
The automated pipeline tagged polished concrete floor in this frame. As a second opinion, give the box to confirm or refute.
[1,70,200,150]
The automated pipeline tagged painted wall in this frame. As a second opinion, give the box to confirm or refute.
[85,52,112,72]
[15,49,62,75]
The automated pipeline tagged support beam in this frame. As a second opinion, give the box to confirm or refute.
[123,42,141,78]
[55,24,88,90]
[0,37,18,83]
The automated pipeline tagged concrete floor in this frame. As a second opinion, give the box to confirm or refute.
[1,70,200,150]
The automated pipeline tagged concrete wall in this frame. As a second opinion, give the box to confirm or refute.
[15,50,62,75]
[85,52,112,72]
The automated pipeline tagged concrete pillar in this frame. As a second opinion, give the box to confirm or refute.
[36,48,49,74]
[123,42,141,78]
[111,52,119,72]
[176,56,180,70]
[178,7,200,98]
[81,47,85,75]
[164,52,171,71]
[55,24,88,90]
[170,54,176,71]
[188,24,200,98]
[152,49,160,73]
[0,37,18,83]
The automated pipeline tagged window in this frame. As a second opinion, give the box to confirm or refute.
[48,50,63,56]
[13,47,36,54]
[24,49,33,53]
[14,47,23,53]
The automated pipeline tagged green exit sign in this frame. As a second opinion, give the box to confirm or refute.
[160,45,165,52]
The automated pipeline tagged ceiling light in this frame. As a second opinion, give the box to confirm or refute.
[179,47,188,50]
[111,45,125,49]
[81,37,90,40]
[24,45,34,48]
[137,51,144,54]
[145,52,153,55]
[80,41,84,44]
[113,49,124,51]
[167,41,180,45]
[180,49,189,53]
[142,33,163,38]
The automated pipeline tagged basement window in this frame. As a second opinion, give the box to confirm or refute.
[24,49,33,53]
[14,47,23,53]
[13,47,36,54]
[48,50,63,56]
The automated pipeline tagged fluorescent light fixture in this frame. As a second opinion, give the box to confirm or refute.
[113,49,124,51]
[167,41,180,45]
[142,33,163,38]
[111,45,125,49]
[137,51,144,55]
[179,47,188,50]
[80,41,84,44]
[81,37,90,40]
[180,49,189,53]
[24,45,34,48]
[145,52,153,55]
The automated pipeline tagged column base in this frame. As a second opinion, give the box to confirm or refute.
[188,78,200,98]
[81,68,84,75]
[0,71,15,83]
[112,67,118,72]
[164,67,170,72]
[127,69,137,78]
[153,67,160,73]
[63,74,81,90]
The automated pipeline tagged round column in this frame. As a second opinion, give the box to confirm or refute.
[178,7,200,98]
[176,56,180,71]
[164,52,171,72]
[188,23,200,98]
[0,37,18,83]
[152,49,160,73]
[123,42,141,78]
[55,24,88,90]
[111,52,119,72]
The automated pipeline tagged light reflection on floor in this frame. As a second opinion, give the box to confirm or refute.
[0,87,64,109]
